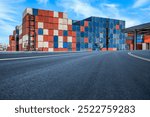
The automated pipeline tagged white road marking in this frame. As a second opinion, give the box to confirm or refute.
[128,52,150,62]
[0,53,84,61]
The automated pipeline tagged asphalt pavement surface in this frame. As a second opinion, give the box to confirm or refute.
[0,51,150,100]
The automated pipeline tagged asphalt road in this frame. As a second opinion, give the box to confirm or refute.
[0,51,150,100]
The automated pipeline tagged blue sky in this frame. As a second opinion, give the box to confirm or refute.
[0,0,150,44]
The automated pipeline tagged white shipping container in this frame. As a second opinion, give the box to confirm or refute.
[23,34,28,42]
[43,29,48,35]
[68,19,72,25]
[142,43,147,50]
[67,36,72,42]
[62,25,68,30]
[43,42,48,48]
[19,25,22,35]
[62,19,67,25]
[58,36,63,42]
[54,11,58,17]
[63,13,67,18]
[38,42,43,48]
[100,33,103,38]
[59,18,63,24]
[48,48,54,52]
[38,35,43,42]
[58,42,63,48]
[38,22,43,28]
[23,8,33,18]
[19,39,23,44]
[54,30,58,35]
[58,24,63,30]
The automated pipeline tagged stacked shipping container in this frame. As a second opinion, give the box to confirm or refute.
[125,33,150,50]
[72,17,126,51]
[9,8,126,52]
[17,8,76,52]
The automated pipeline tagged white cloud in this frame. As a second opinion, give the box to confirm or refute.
[56,0,106,18]
[57,0,141,27]
[133,0,150,8]
[37,0,48,4]
[0,0,24,44]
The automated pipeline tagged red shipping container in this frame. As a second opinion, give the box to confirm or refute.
[84,38,88,43]
[48,36,53,41]
[130,44,134,50]
[88,48,92,52]
[68,25,72,31]
[80,26,84,32]
[116,25,120,30]
[101,48,107,51]
[72,48,76,52]
[44,35,49,41]
[126,40,133,44]
[53,24,58,29]
[49,11,54,17]
[137,44,142,50]
[48,17,53,23]
[72,37,76,42]
[49,30,54,35]
[49,23,54,29]
[72,31,76,36]
[63,36,67,42]
[53,18,58,24]
[44,23,49,29]
[68,31,72,36]
[43,48,48,51]
[38,10,45,16]
[72,43,76,48]
[59,30,63,36]
[84,21,88,26]
[58,12,63,18]
[128,33,134,37]
[49,42,53,48]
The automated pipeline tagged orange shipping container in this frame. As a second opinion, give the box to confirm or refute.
[80,26,84,32]
[84,21,88,27]
[84,38,88,43]
[144,35,150,43]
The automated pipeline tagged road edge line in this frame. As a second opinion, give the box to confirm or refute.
[128,52,150,62]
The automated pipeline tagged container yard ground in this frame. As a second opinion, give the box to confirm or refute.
[0,51,150,100]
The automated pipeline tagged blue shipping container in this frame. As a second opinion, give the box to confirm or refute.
[54,36,58,42]
[38,28,43,35]
[33,9,38,16]
[54,43,58,48]
[63,42,68,48]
